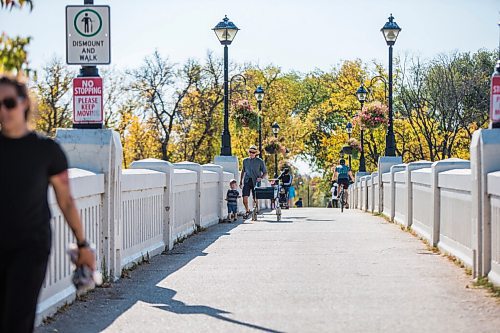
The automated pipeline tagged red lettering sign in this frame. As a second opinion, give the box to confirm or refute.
[73,77,103,124]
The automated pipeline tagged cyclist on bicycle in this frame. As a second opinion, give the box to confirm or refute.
[332,158,355,208]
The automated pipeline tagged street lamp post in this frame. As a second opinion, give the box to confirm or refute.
[346,122,353,168]
[356,84,368,173]
[271,121,280,178]
[213,15,240,156]
[381,14,401,157]
[254,85,265,157]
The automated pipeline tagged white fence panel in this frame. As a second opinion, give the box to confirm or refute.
[411,168,432,241]
[394,170,407,225]
[201,170,221,227]
[437,169,473,267]
[364,176,372,211]
[373,175,380,213]
[172,169,197,241]
[37,169,104,321]
[356,179,362,209]
[367,175,374,212]
[488,171,500,286]
[382,173,391,218]
[121,169,166,268]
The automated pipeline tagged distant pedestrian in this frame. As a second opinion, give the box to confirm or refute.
[0,76,96,333]
[288,185,296,208]
[295,197,303,208]
[225,179,240,222]
[331,181,339,208]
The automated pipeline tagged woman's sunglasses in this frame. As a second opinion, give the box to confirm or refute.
[0,97,19,110]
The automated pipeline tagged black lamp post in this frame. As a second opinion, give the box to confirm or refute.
[254,85,265,157]
[271,121,280,178]
[356,84,368,173]
[213,15,239,156]
[346,122,353,168]
[381,14,401,157]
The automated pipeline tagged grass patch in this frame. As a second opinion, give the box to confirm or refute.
[42,301,71,325]
[472,277,500,298]
[195,225,207,233]
[367,207,499,298]
[120,251,150,279]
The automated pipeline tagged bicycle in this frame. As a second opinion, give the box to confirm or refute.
[337,179,354,213]
[339,183,347,213]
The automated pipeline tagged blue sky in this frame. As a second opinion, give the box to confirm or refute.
[2,0,499,175]
[2,0,499,72]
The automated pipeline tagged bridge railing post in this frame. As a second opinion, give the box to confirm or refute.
[55,129,123,280]
[471,129,500,278]
[377,156,402,214]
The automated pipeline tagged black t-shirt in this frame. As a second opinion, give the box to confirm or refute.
[0,132,68,251]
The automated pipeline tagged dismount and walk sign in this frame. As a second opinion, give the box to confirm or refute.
[73,77,103,124]
[66,5,110,65]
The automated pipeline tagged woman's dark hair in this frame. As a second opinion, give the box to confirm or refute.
[0,76,31,120]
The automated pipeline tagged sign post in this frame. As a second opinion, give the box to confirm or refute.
[66,1,110,128]
[73,77,103,125]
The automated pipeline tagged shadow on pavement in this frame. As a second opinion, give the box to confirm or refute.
[36,221,282,333]
[152,287,284,333]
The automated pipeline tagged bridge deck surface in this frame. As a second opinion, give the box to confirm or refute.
[36,208,500,333]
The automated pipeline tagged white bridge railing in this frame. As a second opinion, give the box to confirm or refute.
[37,146,239,324]
[38,169,104,321]
[349,128,500,288]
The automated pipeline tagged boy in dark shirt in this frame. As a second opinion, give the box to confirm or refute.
[226,179,240,222]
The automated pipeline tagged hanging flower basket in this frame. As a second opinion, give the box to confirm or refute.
[264,137,284,155]
[347,138,361,159]
[232,99,258,130]
[356,101,388,129]
[341,145,353,155]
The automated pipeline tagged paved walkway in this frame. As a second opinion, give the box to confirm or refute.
[36,208,500,333]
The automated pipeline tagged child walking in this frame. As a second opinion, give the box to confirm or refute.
[226,179,241,222]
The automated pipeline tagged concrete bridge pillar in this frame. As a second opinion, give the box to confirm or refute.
[55,129,123,281]
[471,129,500,277]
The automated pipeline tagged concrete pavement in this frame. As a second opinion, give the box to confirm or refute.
[36,208,500,333]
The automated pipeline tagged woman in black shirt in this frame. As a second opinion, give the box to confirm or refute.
[0,76,95,333]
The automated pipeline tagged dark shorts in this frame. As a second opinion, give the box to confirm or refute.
[338,178,350,191]
[227,203,238,214]
[242,179,255,197]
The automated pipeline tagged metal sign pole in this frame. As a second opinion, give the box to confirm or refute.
[74,0,102,129]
